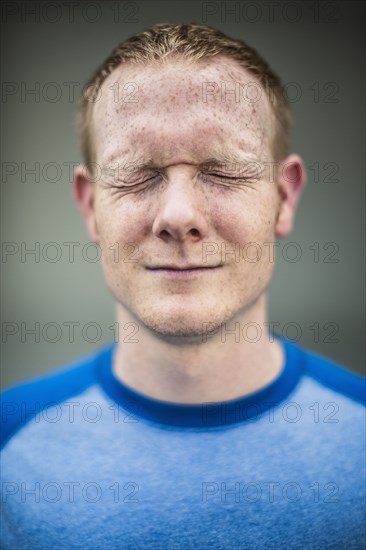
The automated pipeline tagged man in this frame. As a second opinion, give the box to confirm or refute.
[1,23,365,549]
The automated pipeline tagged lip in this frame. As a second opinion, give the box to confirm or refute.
[146,265,223,279]
[147,264,221,270]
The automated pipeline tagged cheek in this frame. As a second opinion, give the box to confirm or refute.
[94,184,279,252]
[95,194,150,245]
[211,190,279,245]
[92,194,150,278]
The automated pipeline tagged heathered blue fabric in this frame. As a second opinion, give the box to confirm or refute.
[1,335,365,550]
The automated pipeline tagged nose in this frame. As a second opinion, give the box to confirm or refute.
[151,170,209,243]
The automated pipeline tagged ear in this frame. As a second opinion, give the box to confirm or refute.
[72,164,100,244]
[275,154,306,238]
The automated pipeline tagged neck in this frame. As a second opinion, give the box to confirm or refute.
[112,294,284,404]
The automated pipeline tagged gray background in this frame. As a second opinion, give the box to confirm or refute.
[1,0,365,389]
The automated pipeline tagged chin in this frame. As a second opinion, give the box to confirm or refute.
[134,300,235,344]
[113,284,265,343]
[141,319,218,345]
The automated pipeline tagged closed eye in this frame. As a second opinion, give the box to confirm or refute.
[130,174,160,185]
[202,170,260,184]
[207,173,234,179]
[107,174,160,189]
[201,172,248,183]
[203,172,241,179]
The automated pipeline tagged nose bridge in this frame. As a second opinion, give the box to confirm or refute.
[152,165,208,241]
[162,166,197,206]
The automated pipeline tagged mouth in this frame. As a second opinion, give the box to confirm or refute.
[146,265,223,279]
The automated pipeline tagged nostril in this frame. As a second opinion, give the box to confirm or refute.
[190,228,199,237]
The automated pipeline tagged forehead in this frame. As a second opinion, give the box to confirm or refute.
[92,55,274,166]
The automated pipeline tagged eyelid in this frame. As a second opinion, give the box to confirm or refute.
[123,173,160,186]
[201,171,241,180]
[208,172,236,178]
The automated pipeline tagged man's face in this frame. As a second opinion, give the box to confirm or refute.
[87,55,286,339]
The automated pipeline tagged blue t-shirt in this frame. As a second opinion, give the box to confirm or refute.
[1,336,365,549]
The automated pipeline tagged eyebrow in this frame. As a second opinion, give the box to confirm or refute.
[201,150,262,168]
[101,150,263,178]
[102,156,154,179]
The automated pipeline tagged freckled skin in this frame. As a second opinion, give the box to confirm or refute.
[90,56,281,338]
[74,54,305,402]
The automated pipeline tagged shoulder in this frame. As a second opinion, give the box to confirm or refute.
[0,343,113,449]
[282,337,366,405]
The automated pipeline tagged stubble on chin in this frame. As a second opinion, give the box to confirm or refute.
[124,291,264,347]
